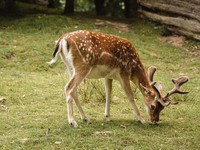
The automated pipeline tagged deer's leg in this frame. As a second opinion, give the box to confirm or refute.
[72,89,88,122]
[65,66,91,128]
[119,75,145,124]
[65,92,77,128]
[104,78,113,121]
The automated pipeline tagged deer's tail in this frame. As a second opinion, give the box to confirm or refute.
[47,39,66,65]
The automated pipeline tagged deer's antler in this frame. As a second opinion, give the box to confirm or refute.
[148,66,156,83]
[148,66,161,98]
[148,66,173,107]
[164,76,189,100]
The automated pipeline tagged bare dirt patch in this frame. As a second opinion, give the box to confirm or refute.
[160,35,200,56]
[160,35,185,47]
[94,19,130,33]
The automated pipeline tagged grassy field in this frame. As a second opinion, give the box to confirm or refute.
[0,5,200,150]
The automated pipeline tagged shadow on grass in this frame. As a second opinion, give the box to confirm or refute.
[56,118,174,134]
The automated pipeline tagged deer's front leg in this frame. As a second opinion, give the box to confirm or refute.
[119,75,145,124]
[104,78,113,121]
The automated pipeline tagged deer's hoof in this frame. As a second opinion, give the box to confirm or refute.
[69,120,78,128]
[105,116,112,122]
[137,116,145,124]
[83,118,88,122]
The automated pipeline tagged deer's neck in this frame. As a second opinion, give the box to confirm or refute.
[134,64,151,94]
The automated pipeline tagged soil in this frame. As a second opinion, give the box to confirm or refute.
[160,35,200,57]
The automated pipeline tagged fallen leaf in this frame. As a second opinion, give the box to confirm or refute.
[55,141,62,145]
[20,138,29,144]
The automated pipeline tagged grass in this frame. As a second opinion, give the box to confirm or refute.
[0,4,200,150]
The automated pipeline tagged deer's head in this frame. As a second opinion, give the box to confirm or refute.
[140,66,189,124]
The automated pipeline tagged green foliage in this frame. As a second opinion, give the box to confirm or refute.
[64,0,125,17]
[105,0,125,17]
[0,4,200,150]
[74,0,95,12]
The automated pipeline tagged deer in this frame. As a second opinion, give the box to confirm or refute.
[48,30,189,128]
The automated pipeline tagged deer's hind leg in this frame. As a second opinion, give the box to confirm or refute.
[65,65,91,128]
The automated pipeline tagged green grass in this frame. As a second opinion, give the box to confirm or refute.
[1,5,200,150]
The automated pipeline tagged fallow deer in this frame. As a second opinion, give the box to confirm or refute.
[48,30,189,128]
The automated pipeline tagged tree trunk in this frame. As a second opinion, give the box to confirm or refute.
[138,0,200,41]
[124,0,138,18]
[138,0,200,22]
[63,0,74,14]
[94,0,106,15]
[48,0,55,8]
[0,0,17,13]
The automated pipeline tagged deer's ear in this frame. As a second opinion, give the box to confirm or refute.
[140,83,151,96]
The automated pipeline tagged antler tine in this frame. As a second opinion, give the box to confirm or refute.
[148,66,162,99]
[148,66,157,83]
[166,76,189,98]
